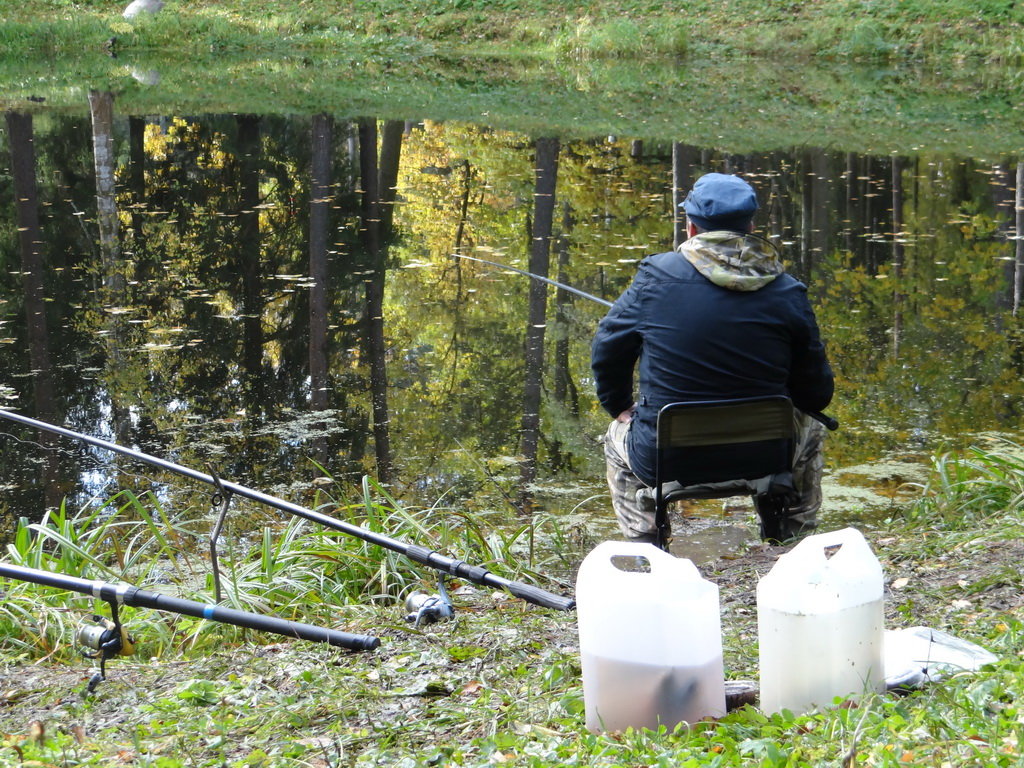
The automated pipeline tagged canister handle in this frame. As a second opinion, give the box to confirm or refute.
[601,541,699,579]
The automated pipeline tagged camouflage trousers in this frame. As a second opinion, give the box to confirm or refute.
[602,411,825,541]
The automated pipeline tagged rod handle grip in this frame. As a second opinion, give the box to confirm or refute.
[502,581,576,611]
[809,411,839,431]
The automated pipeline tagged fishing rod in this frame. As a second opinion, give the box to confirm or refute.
[0,562,379,691]
[0,410,575,612]
[455,254,613,308]
[454,253,840,432]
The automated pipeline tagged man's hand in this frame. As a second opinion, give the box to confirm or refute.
[616,405,636,423]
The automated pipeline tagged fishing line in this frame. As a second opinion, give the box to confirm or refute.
[0,428,171,491]
[454,253,613,308]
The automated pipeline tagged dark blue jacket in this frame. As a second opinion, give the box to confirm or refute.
[591,243,833,487]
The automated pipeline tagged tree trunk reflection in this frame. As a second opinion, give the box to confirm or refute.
[308,114,333,464]
[518,137,559,507]
[89,91,122,293]
[236,115,266,414]
[89,91,133,444]
[1015,162,1023,318]
[358,118,404,484]
[891,156,905,358]
[6,111,64,511]
[309,114,332,414]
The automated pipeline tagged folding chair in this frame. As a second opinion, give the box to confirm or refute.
[643,395,800,551]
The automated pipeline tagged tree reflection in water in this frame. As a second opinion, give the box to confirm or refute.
[0,110,1021,538]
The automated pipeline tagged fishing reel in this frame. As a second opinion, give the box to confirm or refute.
[404,577,454,627]
[75,602,135,693]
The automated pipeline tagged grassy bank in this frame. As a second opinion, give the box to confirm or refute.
[4,0,1024,62]
[2,52,1023,157]
[2,3,1024,153]
[1,441,1023,765]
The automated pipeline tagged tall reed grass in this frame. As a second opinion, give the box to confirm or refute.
[902,438,1024,529]
[0,476,571,662]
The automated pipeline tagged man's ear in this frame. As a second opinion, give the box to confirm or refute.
[686,220,698,238]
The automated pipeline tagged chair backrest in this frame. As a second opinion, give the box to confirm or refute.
[654,396,796,490]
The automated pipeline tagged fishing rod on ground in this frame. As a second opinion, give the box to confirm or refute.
[0,562,380,692]
[0,410,575,614]
[453,253,840,432]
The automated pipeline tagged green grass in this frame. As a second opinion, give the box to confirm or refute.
[0,476,572,662]
[3,2,1024,155]
[3,49,1023,158]
[552,16,690,60]
[3,446,1024,765]
[2,0,1023,61]
[1,613,1022,766]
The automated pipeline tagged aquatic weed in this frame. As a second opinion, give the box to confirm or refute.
[903,439,1024,528]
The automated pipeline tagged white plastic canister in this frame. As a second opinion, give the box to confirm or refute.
[757,527,885,715]
[575,541,726,732]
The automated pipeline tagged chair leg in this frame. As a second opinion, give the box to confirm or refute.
[754,493,798,544]
[654,500,672,552]
[655,526,672,553]
[655,493,671,552]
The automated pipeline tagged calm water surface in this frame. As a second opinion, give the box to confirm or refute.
[1,106,1022,559]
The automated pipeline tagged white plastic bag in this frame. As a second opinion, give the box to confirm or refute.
[884,627,998,690]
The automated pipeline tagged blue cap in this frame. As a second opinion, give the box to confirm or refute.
[681,173,758,232]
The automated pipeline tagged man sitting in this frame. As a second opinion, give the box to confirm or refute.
[591,172,834,544]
